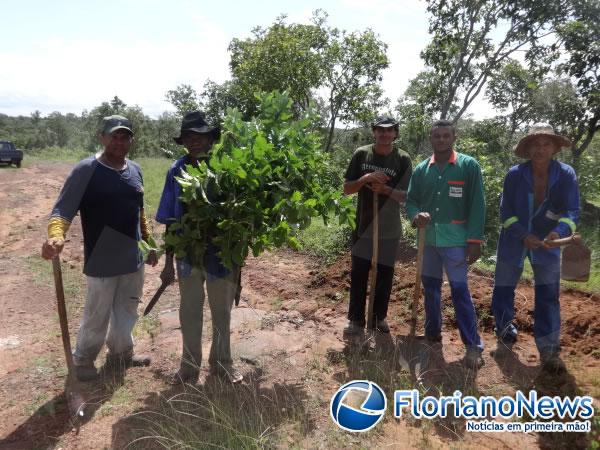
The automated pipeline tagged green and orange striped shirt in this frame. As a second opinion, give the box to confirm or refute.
[406,150,485,247]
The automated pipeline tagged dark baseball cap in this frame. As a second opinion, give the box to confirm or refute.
[372,116,399,128]
[102,115,133,135]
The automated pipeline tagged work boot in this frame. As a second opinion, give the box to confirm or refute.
[375,319,390,334]
[209,364,243,384]
[540,353,566,374]
[75,363,99,382]
[343,320,364,336]
[106,351,151,369]
[463,348,484,370]
[425,334,442,344]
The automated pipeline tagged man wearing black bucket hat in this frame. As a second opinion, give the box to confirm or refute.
[343,116,412,335]
[156,111,243,385]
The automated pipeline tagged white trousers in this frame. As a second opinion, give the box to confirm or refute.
[73,266,144,366]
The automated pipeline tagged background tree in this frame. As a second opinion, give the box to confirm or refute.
[165,84,201,116]
[228,12,328,118]
[395,71,439,156]
[199,80,245,125]
[417,0,566,121]
[486,59,541,139]
[554,0,600,164]
[321,28,389,151]
[225,10,389,151]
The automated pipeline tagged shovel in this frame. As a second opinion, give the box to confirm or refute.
[410,227,426,336]
[366,192,379,331]
[543,233,591,282]
[52,257,85,418]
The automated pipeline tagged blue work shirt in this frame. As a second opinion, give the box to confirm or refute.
[496,159,580,267]
[155,155,230,279]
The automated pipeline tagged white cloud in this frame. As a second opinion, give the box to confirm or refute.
[0,13,232,117]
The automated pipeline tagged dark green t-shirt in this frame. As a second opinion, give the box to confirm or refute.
[345,144,412,240]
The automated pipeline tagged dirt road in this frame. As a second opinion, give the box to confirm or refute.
[0,162,597,449]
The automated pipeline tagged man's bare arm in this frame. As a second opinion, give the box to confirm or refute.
[344,172,390,195]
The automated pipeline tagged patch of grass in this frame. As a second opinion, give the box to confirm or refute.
[564,354,600,398]
[303,354,333,383]
[271,297,283,311]
[297,217,352,265]
[319,426,365,449]
[326,341,413,400]
[25,146,90,163]
[133,313,160,341]
[590,408,600,450]
[23,255,84,323]
[126,380,311,449]
[24,392,51,416]
[30,355,67,378]
[97,382,136,417]
[136,157,173,220]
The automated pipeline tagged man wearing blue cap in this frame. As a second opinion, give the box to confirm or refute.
[156,111,243,385]
[42,115,157,381]
[343,116,412,335]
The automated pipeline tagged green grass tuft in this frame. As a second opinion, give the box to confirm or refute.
[297,217,352,265]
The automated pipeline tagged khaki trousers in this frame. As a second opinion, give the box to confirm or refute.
[177,265,239,376]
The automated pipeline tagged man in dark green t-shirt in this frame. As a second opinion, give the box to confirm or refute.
[343,116,412,334]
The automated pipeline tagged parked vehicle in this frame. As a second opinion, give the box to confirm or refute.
[0,141,24,168]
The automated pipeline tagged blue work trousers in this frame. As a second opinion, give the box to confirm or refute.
[421,246,483,352]
[491,257,561,356]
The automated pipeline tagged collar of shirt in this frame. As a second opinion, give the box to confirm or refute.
[429,150,457,166]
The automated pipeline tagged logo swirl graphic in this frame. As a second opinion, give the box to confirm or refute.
[330,380,387,432]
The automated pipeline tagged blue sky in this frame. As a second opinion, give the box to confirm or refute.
[0,0,492,119]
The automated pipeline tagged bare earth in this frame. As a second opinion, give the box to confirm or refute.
[0,162,598,449]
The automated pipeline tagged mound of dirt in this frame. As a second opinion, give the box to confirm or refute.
[308,241,600,358]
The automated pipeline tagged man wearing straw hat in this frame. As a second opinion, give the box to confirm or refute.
[491,123,580,373]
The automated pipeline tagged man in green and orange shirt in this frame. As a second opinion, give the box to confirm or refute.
[406,119,485,369]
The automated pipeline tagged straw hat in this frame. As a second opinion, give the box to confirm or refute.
[514,123,571,158]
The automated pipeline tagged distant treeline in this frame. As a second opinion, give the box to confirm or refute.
[0,97,180,158]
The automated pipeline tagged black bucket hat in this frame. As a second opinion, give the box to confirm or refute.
[174,111,221,144]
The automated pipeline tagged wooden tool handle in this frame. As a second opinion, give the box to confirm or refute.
[543,233,582,248]
[411,227,426,332]
[366,192,379,331]
[52,257,75,375]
